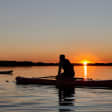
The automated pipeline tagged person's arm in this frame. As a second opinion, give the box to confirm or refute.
[58,62,62,76]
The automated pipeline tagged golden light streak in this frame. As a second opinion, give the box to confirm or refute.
[82,61,89,80]
[84,64,87,80]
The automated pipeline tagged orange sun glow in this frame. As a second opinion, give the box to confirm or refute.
[81,60,90,65]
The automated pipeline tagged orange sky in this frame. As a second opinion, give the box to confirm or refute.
[0,1,112,63]
[0,51,111,63]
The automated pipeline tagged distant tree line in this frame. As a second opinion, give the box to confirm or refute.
[0,61,57,67]
[0,61,112,67]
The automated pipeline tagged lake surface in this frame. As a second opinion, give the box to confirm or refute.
[0,66,112,112]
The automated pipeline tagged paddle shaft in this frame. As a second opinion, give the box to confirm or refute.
[38,76,56,79]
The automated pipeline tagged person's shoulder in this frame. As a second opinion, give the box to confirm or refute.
[66,59,73,65]
[65,59,70,63]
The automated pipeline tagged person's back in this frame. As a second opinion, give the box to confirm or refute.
[62,59,74,77]
[57,55,75,78]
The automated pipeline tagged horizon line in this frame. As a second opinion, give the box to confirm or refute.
[0,60,112,64]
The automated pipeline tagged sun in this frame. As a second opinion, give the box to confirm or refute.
[83,61,88,65]
[81,60,90,65]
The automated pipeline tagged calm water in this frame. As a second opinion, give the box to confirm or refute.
[0,66,112,112]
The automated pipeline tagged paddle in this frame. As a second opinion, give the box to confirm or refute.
[38,76,56,79]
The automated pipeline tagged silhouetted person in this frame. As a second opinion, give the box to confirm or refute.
[57,55,75,79]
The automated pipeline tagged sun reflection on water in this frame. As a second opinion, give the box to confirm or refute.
[83,61,88,80]
[84,64,87,80]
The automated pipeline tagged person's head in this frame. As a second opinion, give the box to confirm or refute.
[59,54,65,61]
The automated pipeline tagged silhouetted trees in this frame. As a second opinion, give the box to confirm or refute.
[0,61,112,67]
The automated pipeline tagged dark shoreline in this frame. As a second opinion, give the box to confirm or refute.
[0,61,112,67]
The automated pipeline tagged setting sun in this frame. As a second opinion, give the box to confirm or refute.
[83,61,88,65]
[81,60,91,65]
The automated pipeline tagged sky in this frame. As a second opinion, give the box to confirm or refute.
[0,0,112,63]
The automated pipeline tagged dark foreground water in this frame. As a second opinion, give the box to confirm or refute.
[0,66,112,112]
